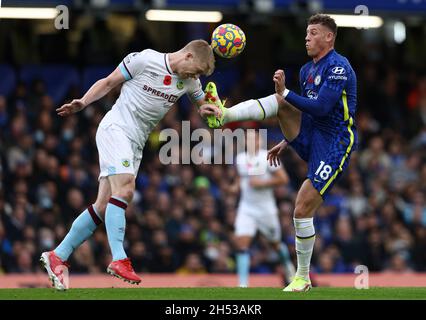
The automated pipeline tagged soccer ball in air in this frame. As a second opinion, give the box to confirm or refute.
[211,23,246,59]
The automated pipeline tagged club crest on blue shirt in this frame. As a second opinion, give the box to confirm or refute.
[314,75,321,85]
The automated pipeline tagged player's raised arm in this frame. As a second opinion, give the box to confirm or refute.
[274,68,344,117]
[56,67,126,116]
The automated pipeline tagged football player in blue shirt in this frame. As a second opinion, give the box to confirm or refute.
[201,14,357,292]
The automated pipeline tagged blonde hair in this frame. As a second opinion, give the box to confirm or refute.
[183,39,215,76]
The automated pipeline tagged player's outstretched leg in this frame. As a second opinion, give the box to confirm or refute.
[204,82,227,128]
[204,83,279,128]
[40,204,103,290]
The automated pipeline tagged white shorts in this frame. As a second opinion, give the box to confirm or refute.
[95,123,143,179]
[235,208,281,242]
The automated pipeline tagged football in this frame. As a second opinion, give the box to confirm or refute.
[211,23,246,59]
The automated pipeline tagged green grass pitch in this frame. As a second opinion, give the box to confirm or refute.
[0,287,425,300]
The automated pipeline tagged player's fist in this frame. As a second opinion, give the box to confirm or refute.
[273,69,286,95]
[56,99,86,116]
[267,139,288,167]
[198,103,222,120]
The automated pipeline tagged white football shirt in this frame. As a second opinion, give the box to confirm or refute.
[236,149,281,216]
[100,49,205,147]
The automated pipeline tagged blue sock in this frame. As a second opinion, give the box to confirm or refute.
[236,250,250,287]
[54,205,102,261]
[105,197,128,261]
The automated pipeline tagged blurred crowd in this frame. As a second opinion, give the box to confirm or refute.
[0,19,426,278]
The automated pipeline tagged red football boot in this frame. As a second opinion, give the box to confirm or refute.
[107,258,141,285]
[40,251,70,291]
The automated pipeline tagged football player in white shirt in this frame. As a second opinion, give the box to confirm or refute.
[231,130,295,287]
[40,40,219,290]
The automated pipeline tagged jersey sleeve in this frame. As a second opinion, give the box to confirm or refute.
[186,79,205,102]
[322,63,349,93]
[285,63,347,117]
[118,50,150,81]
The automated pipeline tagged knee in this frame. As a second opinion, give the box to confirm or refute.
[110,175,135,203]
[122,188,134,203]
[294,202,312,219]
[236,243,248,252]
[113,187,134,204]
[93,201,108,217]
[235,237,251,251]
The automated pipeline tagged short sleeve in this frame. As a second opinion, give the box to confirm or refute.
[118,50,149,81]
[186,79,205,101]
[323,64,349,93]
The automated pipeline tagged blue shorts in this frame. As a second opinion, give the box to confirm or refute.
[288,113,355,198]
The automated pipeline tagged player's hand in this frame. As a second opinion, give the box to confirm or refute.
[273,69,286,95]
[56,99,86,116]
[267,139,288,167]
[198,103,222,120]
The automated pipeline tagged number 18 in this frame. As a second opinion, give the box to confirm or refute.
[315,161,333,180]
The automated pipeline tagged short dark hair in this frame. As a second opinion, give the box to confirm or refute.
[308,14,337,36]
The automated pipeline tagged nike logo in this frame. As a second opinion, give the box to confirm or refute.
[314,178,321,182]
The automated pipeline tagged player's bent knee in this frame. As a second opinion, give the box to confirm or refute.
[235,236,251,250]
[113,188,134,203]
[93,202,108,217]
[236,243,249,251]
[294,202,312,219]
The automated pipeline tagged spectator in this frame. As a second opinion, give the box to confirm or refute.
[176,253,207,274]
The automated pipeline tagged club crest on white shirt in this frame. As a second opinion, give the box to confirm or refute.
[177,80,184,90]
